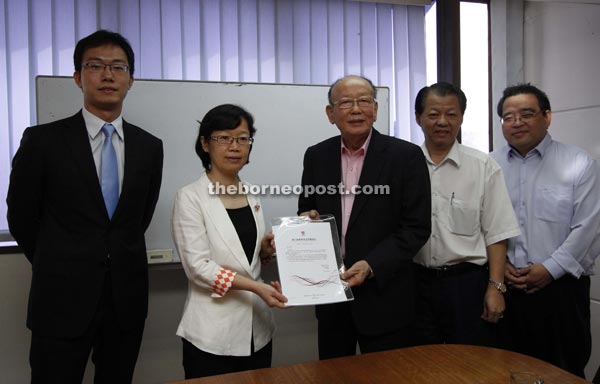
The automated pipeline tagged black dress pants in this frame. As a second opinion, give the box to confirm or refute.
[501,275,591,378]
[29,273,144,384]
[414,263,497,347]
[182,338,272,379]
[317,301,416,360]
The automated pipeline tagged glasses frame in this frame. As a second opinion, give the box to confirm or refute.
[501,110,543,125]
[82,61,130,74]
[210,135,254,146]
[332,97,376,110]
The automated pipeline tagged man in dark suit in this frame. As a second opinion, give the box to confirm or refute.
[7,30,163,383]
[298,75,431,359]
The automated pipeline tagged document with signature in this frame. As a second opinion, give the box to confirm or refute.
[272,216,353,306]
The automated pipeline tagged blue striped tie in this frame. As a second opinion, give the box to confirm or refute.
[101,123,119,218]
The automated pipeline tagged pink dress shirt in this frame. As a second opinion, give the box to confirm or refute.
[340,131,372,258]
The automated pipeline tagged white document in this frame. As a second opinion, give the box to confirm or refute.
[273,218,353,306]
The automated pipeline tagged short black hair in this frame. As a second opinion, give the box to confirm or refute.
[73,30,135,76]
[195,104,257,170]
[496,83,551,117]
[328,75,378,105]
[415,82,467,115]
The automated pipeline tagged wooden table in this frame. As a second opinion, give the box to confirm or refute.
[164,344,590,384]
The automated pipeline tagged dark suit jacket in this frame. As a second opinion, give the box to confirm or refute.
[298,128,431,335]
[7,111,163,338]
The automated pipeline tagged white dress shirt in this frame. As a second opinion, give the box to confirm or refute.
[82,107,125,193]
[414,140,520,268]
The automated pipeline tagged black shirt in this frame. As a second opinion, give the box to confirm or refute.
[226,205,257,265]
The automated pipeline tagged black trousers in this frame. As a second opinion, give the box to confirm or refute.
[29,273,144,384]
[182,338,272,379]
[414,263,497,347]
[500,275,591,378]
[317,301,416,360]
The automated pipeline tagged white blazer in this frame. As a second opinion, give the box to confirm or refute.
[172,172,275,356]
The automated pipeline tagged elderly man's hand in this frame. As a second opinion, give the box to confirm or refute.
[340,260,372,287]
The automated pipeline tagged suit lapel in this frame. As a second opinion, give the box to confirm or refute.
[347,129,385,231]
[325,138,343,238]
[62,112,107,216]
[113,121,140,221]
[247,191,265,271]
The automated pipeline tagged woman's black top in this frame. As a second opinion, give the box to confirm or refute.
[226,205,257,265]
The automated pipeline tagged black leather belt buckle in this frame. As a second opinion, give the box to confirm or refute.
[421,262,482,278]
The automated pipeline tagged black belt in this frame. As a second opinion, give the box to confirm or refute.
[415,262,486,278]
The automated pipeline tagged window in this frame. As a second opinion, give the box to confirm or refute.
[460,1,490,153]
[424,0,491,153]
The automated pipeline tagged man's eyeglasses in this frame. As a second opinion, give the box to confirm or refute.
[210,135,254,146]
[82,62,129,74]
[501,110,542,125]
[332,97,375,110]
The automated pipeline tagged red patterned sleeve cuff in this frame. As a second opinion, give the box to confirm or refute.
[211,268,237,297]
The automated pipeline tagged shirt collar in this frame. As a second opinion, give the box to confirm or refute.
[506,133,551,160]
[341,129,372,156]
[82,107,124,141]
[421,139,460,167]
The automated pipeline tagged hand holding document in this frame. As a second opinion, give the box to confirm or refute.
[272,215,353,306]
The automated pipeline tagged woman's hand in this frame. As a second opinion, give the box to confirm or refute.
[259,232,276,265]
[232,275,287,308]
[299,210,320,220]
[255,281,288,309]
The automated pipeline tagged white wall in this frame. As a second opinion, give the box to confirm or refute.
[493,0,600,379]
[523,2,600,379]
[0,254,31,384]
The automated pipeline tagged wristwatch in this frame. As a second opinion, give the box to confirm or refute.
[488,279,507,294]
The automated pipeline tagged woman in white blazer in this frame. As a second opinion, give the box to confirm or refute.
[172,104,287,379]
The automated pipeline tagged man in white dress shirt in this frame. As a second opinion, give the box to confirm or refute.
[413,82,520,347]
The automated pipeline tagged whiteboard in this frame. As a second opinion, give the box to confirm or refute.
[36,76,390,260]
